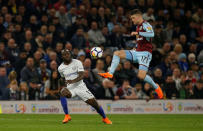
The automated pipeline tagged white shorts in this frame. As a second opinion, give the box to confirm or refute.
[67,83,94,101]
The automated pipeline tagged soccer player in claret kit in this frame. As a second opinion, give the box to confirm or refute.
[99,9,163,99]
[58,49,112,124]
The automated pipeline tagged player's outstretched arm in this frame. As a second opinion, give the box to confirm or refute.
[66,71,84,84]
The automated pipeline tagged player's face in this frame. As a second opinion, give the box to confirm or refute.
[62,50,72,63]
[130,14,140,25]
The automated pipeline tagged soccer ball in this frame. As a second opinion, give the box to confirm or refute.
[90,47,103,59]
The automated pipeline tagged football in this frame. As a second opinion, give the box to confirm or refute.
[90,47,103,59]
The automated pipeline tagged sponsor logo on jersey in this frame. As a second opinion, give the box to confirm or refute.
[147,26,152,30]
[137,37,143,41]
[72,66,77,71]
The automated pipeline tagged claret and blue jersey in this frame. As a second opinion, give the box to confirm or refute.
[125,21,154,71]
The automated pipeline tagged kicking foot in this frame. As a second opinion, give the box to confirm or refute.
[102,117,112,124]
[155,84,163,99]
[62,114,71,124]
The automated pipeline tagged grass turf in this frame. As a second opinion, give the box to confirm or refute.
[0,114,203,131]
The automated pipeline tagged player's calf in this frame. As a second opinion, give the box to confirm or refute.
[60,88,72,98]
[98,50,126,77]
[138,70,163,99]
[85,98,112,124]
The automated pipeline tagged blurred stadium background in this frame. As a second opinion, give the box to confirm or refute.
[0,0,203,130]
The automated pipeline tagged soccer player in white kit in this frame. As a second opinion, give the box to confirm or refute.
[58,49,112,124]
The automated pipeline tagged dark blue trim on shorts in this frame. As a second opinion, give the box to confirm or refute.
[125,50,133,61]
[129,51,134,61]
[139,64,149,71]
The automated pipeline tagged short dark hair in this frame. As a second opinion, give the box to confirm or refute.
[130,9,142,15]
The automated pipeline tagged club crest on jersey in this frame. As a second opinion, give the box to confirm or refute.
[137,37,143,41]
[72,67,76,70]
[147,26,152,30]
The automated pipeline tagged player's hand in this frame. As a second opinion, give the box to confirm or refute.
[66,80,74,84]
[131,32,138,36]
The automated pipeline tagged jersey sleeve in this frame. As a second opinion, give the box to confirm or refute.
[77,60,84,72]
[58,67,65,77]
[139,22,154,38]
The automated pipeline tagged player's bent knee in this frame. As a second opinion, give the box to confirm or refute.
[60,88,72,98]
[86,98,99,108]
[137,74,145,81]
[114,50,125,58]
[85,98,95,104]
[137,70,147,81]
[114,51,120,56]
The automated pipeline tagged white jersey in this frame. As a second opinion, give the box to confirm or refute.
[58,59,85,89]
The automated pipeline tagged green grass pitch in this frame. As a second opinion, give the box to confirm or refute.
[0,114,203,131]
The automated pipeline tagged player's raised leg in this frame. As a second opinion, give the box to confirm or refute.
[85,98,112,124]
[98,50,126,78]
[137,69,163,99]
[60,96,71,123]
